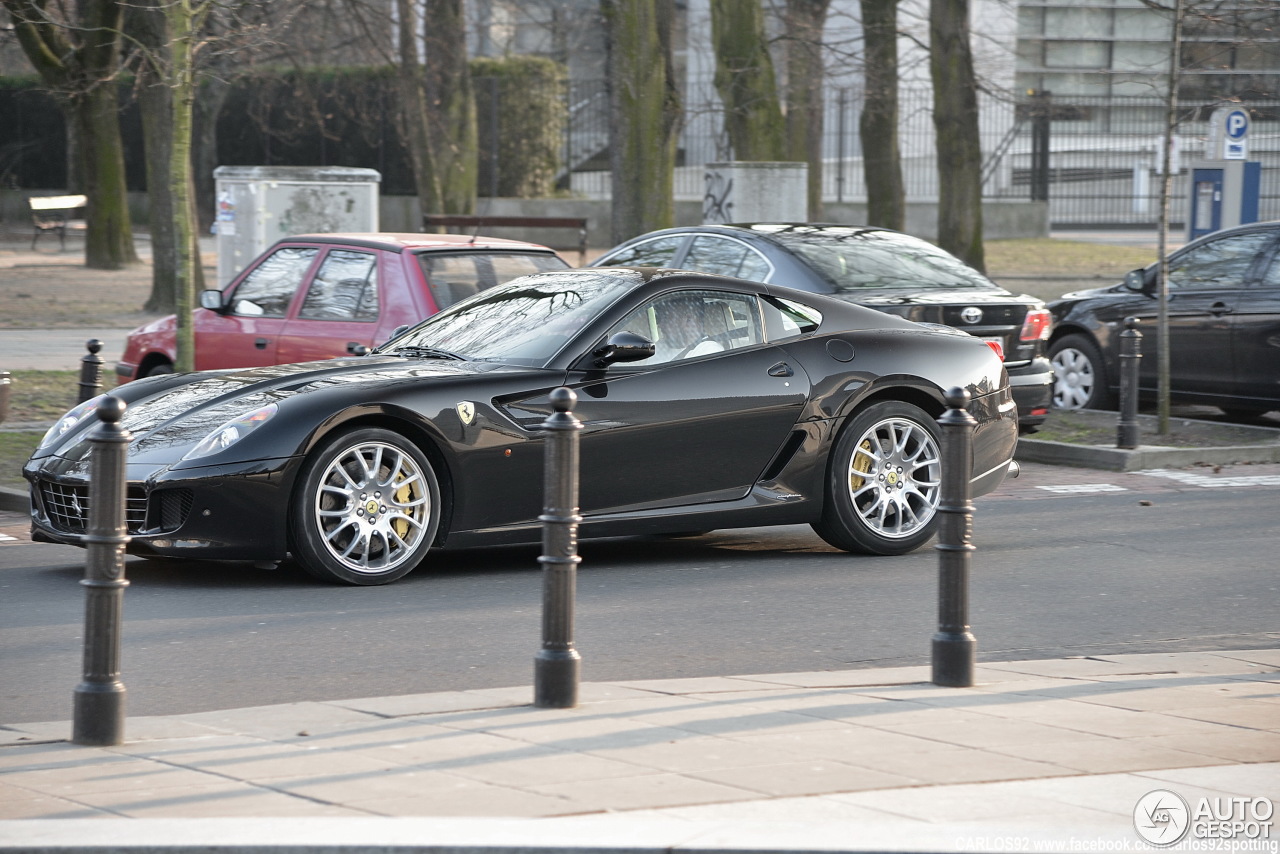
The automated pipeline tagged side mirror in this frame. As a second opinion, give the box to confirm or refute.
[593,331,656,367]
[1123,268,1149,294]
[198,289,226,311]
[347,342,369,356]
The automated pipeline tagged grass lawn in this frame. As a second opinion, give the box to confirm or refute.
[1,370,78,491]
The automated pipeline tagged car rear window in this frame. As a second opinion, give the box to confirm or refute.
[417,251,569,309]
[774,229,998,292]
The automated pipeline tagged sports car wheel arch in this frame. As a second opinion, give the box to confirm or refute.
[290,427,443,585]
[812,400,943,555]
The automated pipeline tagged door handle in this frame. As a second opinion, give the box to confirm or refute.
[768,362,794,378]
[254,338,268,349]
[1209,302,1232,316]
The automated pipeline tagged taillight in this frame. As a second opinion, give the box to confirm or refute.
[984,339,1005,361]
[1020,309,1052,342]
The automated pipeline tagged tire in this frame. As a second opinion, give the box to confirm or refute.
[144,362,174,378]
[290,427,441,585]
[812,401,942,556]
[1048,334,1113,410]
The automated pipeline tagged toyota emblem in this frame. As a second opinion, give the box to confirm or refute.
[960,306,983,324]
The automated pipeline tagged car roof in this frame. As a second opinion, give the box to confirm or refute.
[277,233,560,253]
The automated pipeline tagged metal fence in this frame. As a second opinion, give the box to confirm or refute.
[563,82,1280,228]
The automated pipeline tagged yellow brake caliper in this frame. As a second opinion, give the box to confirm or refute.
[393,476,417,538]
[850,439,874,492]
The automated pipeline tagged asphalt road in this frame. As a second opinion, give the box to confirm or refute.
[3,475,1278,725]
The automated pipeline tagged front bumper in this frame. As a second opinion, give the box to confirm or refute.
[25,455,302,561]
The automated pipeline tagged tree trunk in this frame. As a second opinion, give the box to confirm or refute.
[604,0,679,244]
[785,0,830,221]
[194,77,232,234]
[5,0,139,269]
[710,0,786,162]
[929,0,983,271]
[129,1,177,313]
[859,0,904,231]
[425,0,478,214]
[165,0,201,374]
[395,0,443,218]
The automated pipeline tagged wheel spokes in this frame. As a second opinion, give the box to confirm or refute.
[845,417,941,539]
[313,441,432,575]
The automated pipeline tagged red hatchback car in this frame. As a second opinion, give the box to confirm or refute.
[116,232,569,382]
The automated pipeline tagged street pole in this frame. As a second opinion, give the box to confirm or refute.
[932,387,977,688]
[534,387,583,708]
[73,396,131,746]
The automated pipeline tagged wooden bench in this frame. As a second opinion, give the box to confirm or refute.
[423,214,589,265]
[29,194,88,250]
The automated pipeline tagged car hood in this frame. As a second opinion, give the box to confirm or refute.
[41,356,549,464]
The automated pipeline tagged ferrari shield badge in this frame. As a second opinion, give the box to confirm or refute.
[456,401,476,425]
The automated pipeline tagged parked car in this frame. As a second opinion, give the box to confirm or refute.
[28,267,1019,585]
[115,233,569,382]
[1047,221,1280,417]
[591,223,1054,432]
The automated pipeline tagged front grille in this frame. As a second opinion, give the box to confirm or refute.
[38,481,149,535]
[150,488,194,533]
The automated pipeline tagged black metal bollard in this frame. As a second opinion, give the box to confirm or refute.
[932,387,977,688]
[73,396,131,746]
[78,339,104,404]
[534,387,583,708]
[1117,317,1142,450]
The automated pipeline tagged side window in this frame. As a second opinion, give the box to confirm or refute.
[683,236,771,281]
[299,250,379,321]
[229,247,317,317]
[762,296,823,341]
[1168,232,1273,290]
[605,290,763,367]
[599,235,685,267]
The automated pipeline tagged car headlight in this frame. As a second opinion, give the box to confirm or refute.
[182,403,278,461]
[36,394,105,451]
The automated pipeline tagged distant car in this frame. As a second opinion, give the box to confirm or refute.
[116,233,568,382]
[592,224,1054,432]
[29,267,1018,586]
[1047,221,1280,417]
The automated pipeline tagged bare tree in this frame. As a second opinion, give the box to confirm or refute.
[710,0,785,161]
[3,0,138,269]
[424,0,477,214]
[859,0,904,230]
[603,0,680,243]
[784,0,830,219]
[929,0,983,270]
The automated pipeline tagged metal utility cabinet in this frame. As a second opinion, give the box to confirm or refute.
[213,166,381,286]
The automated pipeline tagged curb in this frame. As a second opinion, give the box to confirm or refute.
[1016,438,1280,471]
[0,485,28,513]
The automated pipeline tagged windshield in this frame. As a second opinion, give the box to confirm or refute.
[376,269,641,366]
[762,225,998,292]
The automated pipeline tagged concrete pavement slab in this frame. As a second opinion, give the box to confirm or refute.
[0,652,1276,851]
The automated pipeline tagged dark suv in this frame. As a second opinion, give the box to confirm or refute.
[593,223,1054,431]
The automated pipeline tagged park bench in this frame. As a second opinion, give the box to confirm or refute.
[29,194,88,250]
[423,214,589,265]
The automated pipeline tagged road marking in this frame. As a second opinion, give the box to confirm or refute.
[1036,484,1129,494]
[1138,469,1280,488]
[0,533,17,542]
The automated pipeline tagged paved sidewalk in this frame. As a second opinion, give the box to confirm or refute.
[2,650,1278,851]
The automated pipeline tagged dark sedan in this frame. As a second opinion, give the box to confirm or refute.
[1048,221,1280,416]
[592,224,1054,432]
[26,268,1018,585]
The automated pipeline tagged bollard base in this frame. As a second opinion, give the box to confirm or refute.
[931,632,977,688]
[534,649,581,709]
[72,681,126,746]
